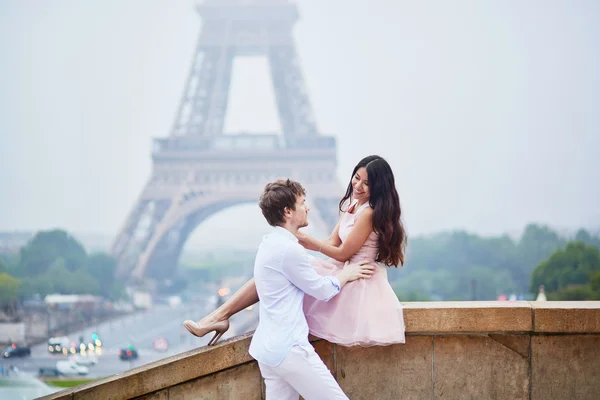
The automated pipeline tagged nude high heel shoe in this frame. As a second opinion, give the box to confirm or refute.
[183,319,230,346]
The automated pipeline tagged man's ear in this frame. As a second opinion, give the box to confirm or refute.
[283,207,291,217]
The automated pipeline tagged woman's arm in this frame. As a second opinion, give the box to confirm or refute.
[298,208,374,262]
[323,221,342,247]
[298,218,342,249]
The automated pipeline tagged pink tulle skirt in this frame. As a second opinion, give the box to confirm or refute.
[303,257,406,347]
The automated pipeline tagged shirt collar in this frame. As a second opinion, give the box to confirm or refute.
[273,226,299,242]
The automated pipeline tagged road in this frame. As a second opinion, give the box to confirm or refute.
[1,300,258,380]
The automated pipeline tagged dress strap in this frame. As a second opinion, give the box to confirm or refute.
[350,200,370,220]
[346,198,360,213]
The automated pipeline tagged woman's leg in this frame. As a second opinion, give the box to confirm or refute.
[203,278,259,322]
[183,278,259,343]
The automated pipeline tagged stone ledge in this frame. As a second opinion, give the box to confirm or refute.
[530,301,600,333]
[38,301,600,400]
[403,301,533,333]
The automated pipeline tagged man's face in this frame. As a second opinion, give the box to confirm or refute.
[287,194,310,229]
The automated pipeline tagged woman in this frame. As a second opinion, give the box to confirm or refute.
[184,155,407,347]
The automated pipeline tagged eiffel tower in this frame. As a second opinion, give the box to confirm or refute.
[112,0,343,280]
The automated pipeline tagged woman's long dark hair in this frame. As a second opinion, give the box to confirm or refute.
[339,155,407,267]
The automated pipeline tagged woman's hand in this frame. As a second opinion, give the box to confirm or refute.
[295,230,320,251]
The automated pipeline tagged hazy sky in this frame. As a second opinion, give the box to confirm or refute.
[1,0,599,250]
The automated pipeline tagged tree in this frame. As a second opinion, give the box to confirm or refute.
[395,289,430,302]
[19,277,52,299]
[86,252,129,299]
[530,241,600,300]
[87,253,117,289]
[0,273,21,303]
[517,224,566,286]
[108,281,126,301]
[18,230,87,277]
[590,271,600,296]
[575,229,600,248]
[39,258,100,295]
[0,273,21,317]
[384,223,600,301]
[71,267,101,296]
[0,253,19,275]
[462,266,516,300]
[44,257,73,294]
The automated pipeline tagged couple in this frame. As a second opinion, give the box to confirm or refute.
[184,155,407,399]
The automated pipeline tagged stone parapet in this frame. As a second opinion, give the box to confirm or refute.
[39,301,600,400]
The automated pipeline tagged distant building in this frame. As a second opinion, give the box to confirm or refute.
[44,294,104,310]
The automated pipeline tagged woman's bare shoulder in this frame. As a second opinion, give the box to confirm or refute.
[360,206,374,217]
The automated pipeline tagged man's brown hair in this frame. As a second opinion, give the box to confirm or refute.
[259,179,306,227]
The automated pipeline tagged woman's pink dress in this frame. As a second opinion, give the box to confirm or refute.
[303,199,406,346]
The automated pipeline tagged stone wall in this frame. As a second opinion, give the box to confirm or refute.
[39,301,600,400]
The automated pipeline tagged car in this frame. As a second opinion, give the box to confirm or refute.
[56,360,89,376]
[70,354,98,366]
[3,343,31,358]
[47,336,70,354]
[118,345,138,361]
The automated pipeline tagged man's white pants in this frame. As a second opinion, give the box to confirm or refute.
[258,344,348,400]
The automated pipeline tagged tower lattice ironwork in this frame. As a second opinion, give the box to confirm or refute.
[112,0,343,280]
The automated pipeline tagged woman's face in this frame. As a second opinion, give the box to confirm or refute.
[351,167,370,203]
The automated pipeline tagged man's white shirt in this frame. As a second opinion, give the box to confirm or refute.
[249,226,341,367]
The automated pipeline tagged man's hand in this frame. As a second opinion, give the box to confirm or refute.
[336,260,377,287]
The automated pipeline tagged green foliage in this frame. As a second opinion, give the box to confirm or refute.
[0,253,19,274]
[19,276,53,299]
[12,230,123,300]
[108,281,126,301]
[549,285,596,301]
[18,230,87,277]
[590,271,600,293]
[70,267,102,295]
[87,253,117,284]
[574,229,600,248]
[530,241,600,300]
[45,379,96,388]
[388,224,599,301]
[18,258,100,297]
[9,225,599,303]
[462,266,516,300]
[0,273,21,304]
[518,224,566,267]
[87,252,123,299]
[45,258,78,294]
[393,283,431,302]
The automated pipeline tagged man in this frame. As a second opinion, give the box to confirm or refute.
[249,179,376,400]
